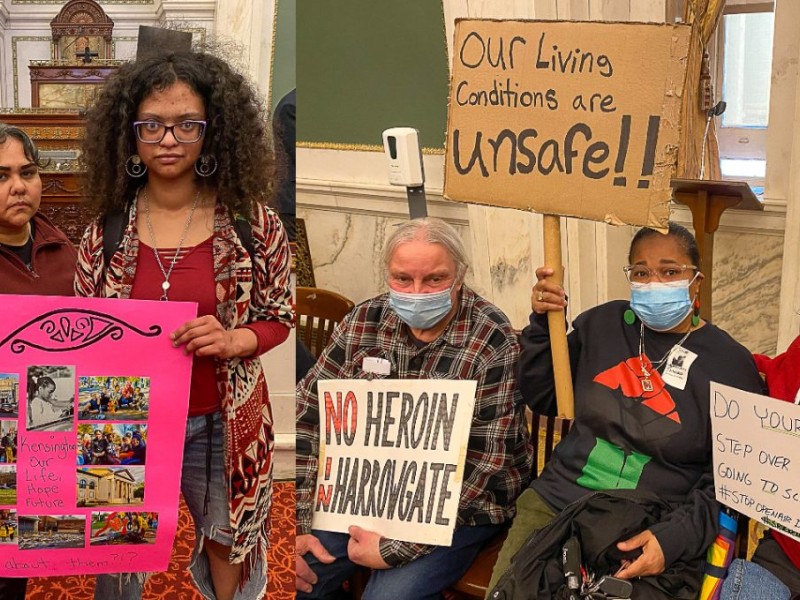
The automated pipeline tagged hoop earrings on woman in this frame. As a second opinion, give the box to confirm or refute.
[195,154,217,177]
[125,154,147,178]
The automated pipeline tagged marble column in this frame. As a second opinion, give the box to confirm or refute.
[208,0,295,477]
[770,0,800,353]
[212,0,273,97]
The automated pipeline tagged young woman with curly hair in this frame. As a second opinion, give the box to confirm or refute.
[75,51,294,600]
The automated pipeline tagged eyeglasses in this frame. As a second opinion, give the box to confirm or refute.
[623,264,698,284]
[133,120,206,144]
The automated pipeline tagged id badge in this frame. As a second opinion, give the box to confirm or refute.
[362,356,391,376]
[661,346,698,390]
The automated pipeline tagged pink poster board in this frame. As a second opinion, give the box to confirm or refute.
[0,295,195,577]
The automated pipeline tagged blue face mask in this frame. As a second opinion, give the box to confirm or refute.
[630,276,696,332]
[388,286,453,330]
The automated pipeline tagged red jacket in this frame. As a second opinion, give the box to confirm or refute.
[0,212,76,296]
[754,337,800,570]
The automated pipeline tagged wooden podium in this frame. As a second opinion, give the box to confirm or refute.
[671,178,763,322]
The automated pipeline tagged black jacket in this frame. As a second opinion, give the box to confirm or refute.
[519,301,763,568]
[489,490,706,600]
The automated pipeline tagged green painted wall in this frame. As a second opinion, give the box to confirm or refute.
[297,1,449,149]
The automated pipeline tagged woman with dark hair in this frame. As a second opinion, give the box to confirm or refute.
[75,51,293,600]
[487,223,765,599]
[0,123,76,296]
[0,122,78,599]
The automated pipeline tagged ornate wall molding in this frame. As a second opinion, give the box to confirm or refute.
[181,26,206,45]
[267,0,278,111]
[0,4,10,28]
[297,178,469,226]
[297,141,445,155]
[11,35,50,108]
[298,175,786,237]
[110,35,136,58]
[30,64,117,78]
[39,200,94,246]
[11,29,203,107]
[12,1,154,5]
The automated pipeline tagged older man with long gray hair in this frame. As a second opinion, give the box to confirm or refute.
[296,217,532,600]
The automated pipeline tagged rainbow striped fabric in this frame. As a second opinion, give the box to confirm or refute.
[699,508,739,600]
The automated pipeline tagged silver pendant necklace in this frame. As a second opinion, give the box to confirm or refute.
[638,322,692,392]
[143,188,200,301]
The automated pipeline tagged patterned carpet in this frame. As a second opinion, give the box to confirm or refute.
[26,481,295,600]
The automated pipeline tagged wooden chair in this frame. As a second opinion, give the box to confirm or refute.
[447,414,572,600]
[735,514,755,559]
[296,286,355,357]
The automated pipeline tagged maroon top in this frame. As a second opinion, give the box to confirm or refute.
[0,212,76,296]
[132,237,289,416]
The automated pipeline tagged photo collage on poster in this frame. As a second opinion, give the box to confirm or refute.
[0,368,159,550]
[0,373,19,540]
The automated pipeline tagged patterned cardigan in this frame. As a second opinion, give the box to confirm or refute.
[74,197,294,582]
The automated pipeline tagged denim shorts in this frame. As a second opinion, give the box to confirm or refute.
[95,412,267,600]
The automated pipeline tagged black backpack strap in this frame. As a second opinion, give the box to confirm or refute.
[103,206,254,266]
[233,215,255,264]
[102,208,128,267]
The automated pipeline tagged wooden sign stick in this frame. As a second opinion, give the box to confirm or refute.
[543,214,574,419]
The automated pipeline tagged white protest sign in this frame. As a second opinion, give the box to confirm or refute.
[710,382,800,542]
[312,379,477,546]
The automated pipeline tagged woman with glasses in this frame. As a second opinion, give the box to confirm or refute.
[75,51,293,600]
[486,223,764,599]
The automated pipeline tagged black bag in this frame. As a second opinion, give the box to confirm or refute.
[488,490,705,600]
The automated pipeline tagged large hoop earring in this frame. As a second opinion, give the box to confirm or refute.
[195,154,218,177]
[125,154,147,178]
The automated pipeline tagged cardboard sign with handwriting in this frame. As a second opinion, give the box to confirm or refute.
[444,20,693,228]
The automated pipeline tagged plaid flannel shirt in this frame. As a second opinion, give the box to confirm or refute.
[296,286,533,567]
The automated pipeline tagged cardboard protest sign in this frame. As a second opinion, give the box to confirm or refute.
[0,295,194,576]
[710,382,800,542]
[444,20,693,228]
[313,379,477,546]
